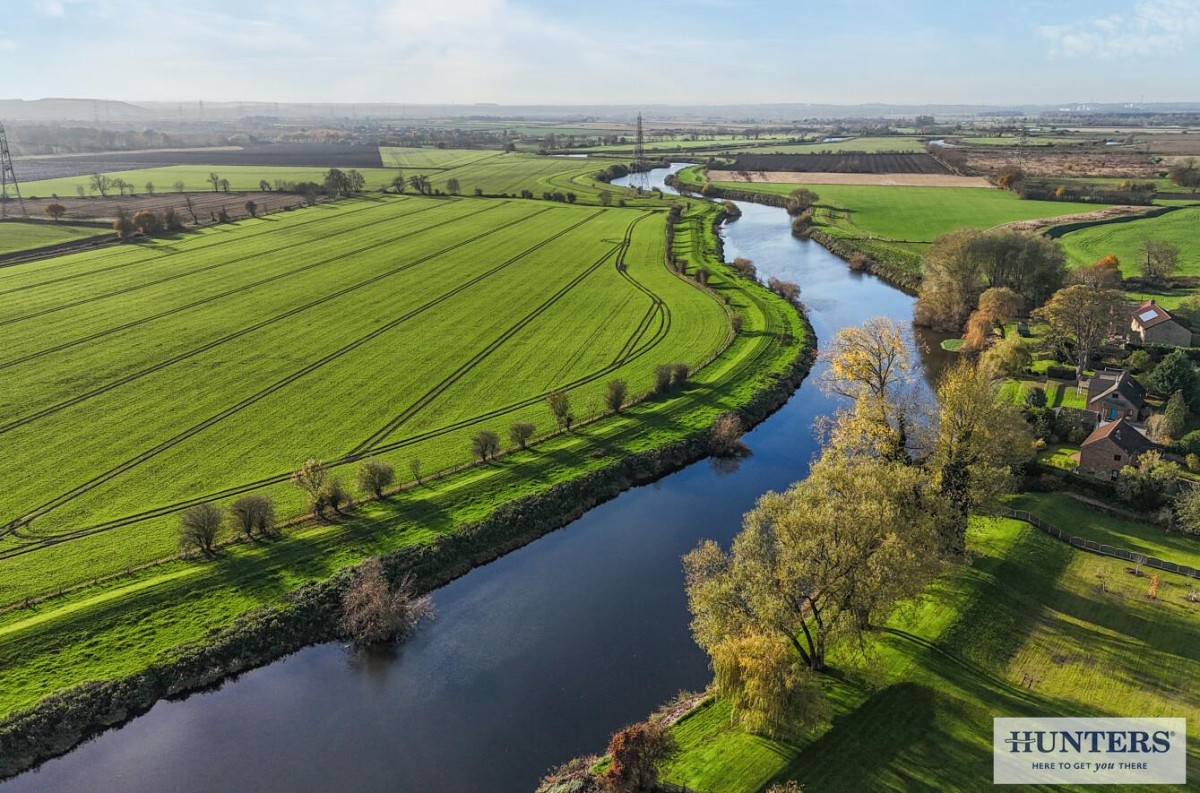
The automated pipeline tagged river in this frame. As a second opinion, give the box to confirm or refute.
[1,164,943,793]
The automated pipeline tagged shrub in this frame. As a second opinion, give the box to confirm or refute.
[730,257,757,280]
[848,252,869,272]
[179,502,222,554]
[672,362,690,387]
[291,458,329,515]
[547,390,574,431]
[1024,387,1047,408]
[654,364,674,394]
[409,457,423,484]
[731,312,744,333]
[321,477,351,514]
[1044,364,1076,380]
[710,413,749,458]
[509,421,536,449]
[605,379,628,413]
[338,558,432,646]
[604,721,677,793]
[356,458,396,498]
[230,494,275,540]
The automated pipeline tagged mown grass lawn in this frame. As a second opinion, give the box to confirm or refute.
[662,514,1200,792]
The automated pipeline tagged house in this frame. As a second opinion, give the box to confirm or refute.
[1078,418,1157,480]
[1085,370,1148,423]
[1130,300,1193,347]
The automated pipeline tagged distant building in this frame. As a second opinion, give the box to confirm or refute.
[1130,300,1192,347]
[1078,418,1157,480]
[1085,370,1148,423]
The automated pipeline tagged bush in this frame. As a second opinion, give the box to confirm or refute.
[179,502,222,554]
[731,312,744,333]
[654,364,674,394]
[605,379,628,413]
[1024,386,1047,408]
[1044,365,1076,380]
[321,477,351,514]
[356,458,395,498]
[291,458,329,515]
[338,558,432,646]
[509,421,536,449]
[672,362,690,387]
[710,412,749,457]
[604,721,678,793]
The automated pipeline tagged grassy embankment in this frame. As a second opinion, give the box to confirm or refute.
[0,221,107,256]
[673,165,1099,280]
[0,176,808,727]
[661,495,1200,792]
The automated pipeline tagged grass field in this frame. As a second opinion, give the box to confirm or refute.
[1058,207,1200,306]
[676,165,1102,272]
[0,188,806,722]
[662,509,1200,792]
[19,165,405,197]
[378,147,504,170]
[0,221,106,255]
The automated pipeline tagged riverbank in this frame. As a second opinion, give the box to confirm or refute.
[0,198,814,780]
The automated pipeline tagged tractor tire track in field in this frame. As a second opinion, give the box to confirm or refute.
[0,202,494,373]
[0,214,688,556]
[0,198,418,298]
[0,203,539,434]
[0,198,476,329]
[347,239,622,456]
[0,209,607,539]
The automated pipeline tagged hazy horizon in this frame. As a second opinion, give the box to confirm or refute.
[4,0,1200,107]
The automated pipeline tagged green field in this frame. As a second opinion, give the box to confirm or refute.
[378,146,505,169]
[20,165,405,197]
[662,509,1200,791]
[0,221,106,255]
[675,166,1101,273]
[0,187,806,721]
[1058,207,1200,306]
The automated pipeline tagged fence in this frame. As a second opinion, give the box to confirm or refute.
[997,507,1199,579]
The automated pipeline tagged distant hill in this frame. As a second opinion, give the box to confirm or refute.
[0,98,152,122]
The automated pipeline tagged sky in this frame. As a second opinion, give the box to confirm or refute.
[3,0,1200,106]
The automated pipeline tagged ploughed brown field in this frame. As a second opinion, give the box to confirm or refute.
[716,152,952,174]
[961,149,1158,178]
[716,171,991,188]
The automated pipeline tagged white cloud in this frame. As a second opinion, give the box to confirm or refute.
[0,39,15,50]
[36,0,65,16]
[1039,0,1200,58]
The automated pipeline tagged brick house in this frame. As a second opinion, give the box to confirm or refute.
[1085,370,1148,423]
[1130,300,1193,347]
[1078,418,1157,480]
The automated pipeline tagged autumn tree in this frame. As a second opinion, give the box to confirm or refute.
[113,208,136,241]
[43,202,66,222]
[979,333,1031,379]
[291,458,329,516]
[472,431,500,462]
[1069,254,1123,289]
[179,502,222,554]
[338,558,432,646]
[711,633,827,738]
[685,454,944,686]
[230,494,275,540]
[784,188,819,216]
[603,721,677,793]
[709,412,748,458]
[1033,285,1124,379]
[509,421,536,449]
[930,360,1033,553]
[1139,239,1180,286]
[132,210,161,234]
[356,458,395,498]
[547,390,573,430]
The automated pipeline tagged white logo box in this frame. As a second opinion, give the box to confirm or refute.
[994,717,1186,785]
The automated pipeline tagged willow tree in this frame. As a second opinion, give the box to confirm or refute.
[684,454,945,734]
[930,360,1033,554]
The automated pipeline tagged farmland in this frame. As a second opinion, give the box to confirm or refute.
[0,187,806,723]
[1058,206,1200,281]
[726,136,928,154]
[677,166,1100,273]
[0,221,107,256]
[662,509,1200,792]
[715,152,952,175]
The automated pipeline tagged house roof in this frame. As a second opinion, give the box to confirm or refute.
[1132,300,1180,331]
[1085,370,1146,410]
[1081,417,1157,455]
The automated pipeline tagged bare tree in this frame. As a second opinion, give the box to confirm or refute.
[89,173,113,197]
[409,457,423,485]
[230,494,275,540]
[291,458,329,515]
[244,200,258,218]
[1139,239,1180,286]
[509,421,536,449]
[547,390,574,430]
[179,502,222,555]
[446,177,461,195]
[208,172,221,192]
[173,180,186,194]
[338,558,433,646]
[322,477,351,514]
[472,431,500,462]
[219,178,231,194]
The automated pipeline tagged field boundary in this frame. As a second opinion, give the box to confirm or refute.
[997,506,1199,578]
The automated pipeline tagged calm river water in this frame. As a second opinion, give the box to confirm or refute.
[1,165,943,793]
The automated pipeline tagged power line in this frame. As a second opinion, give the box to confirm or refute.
[0,121,28,219]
